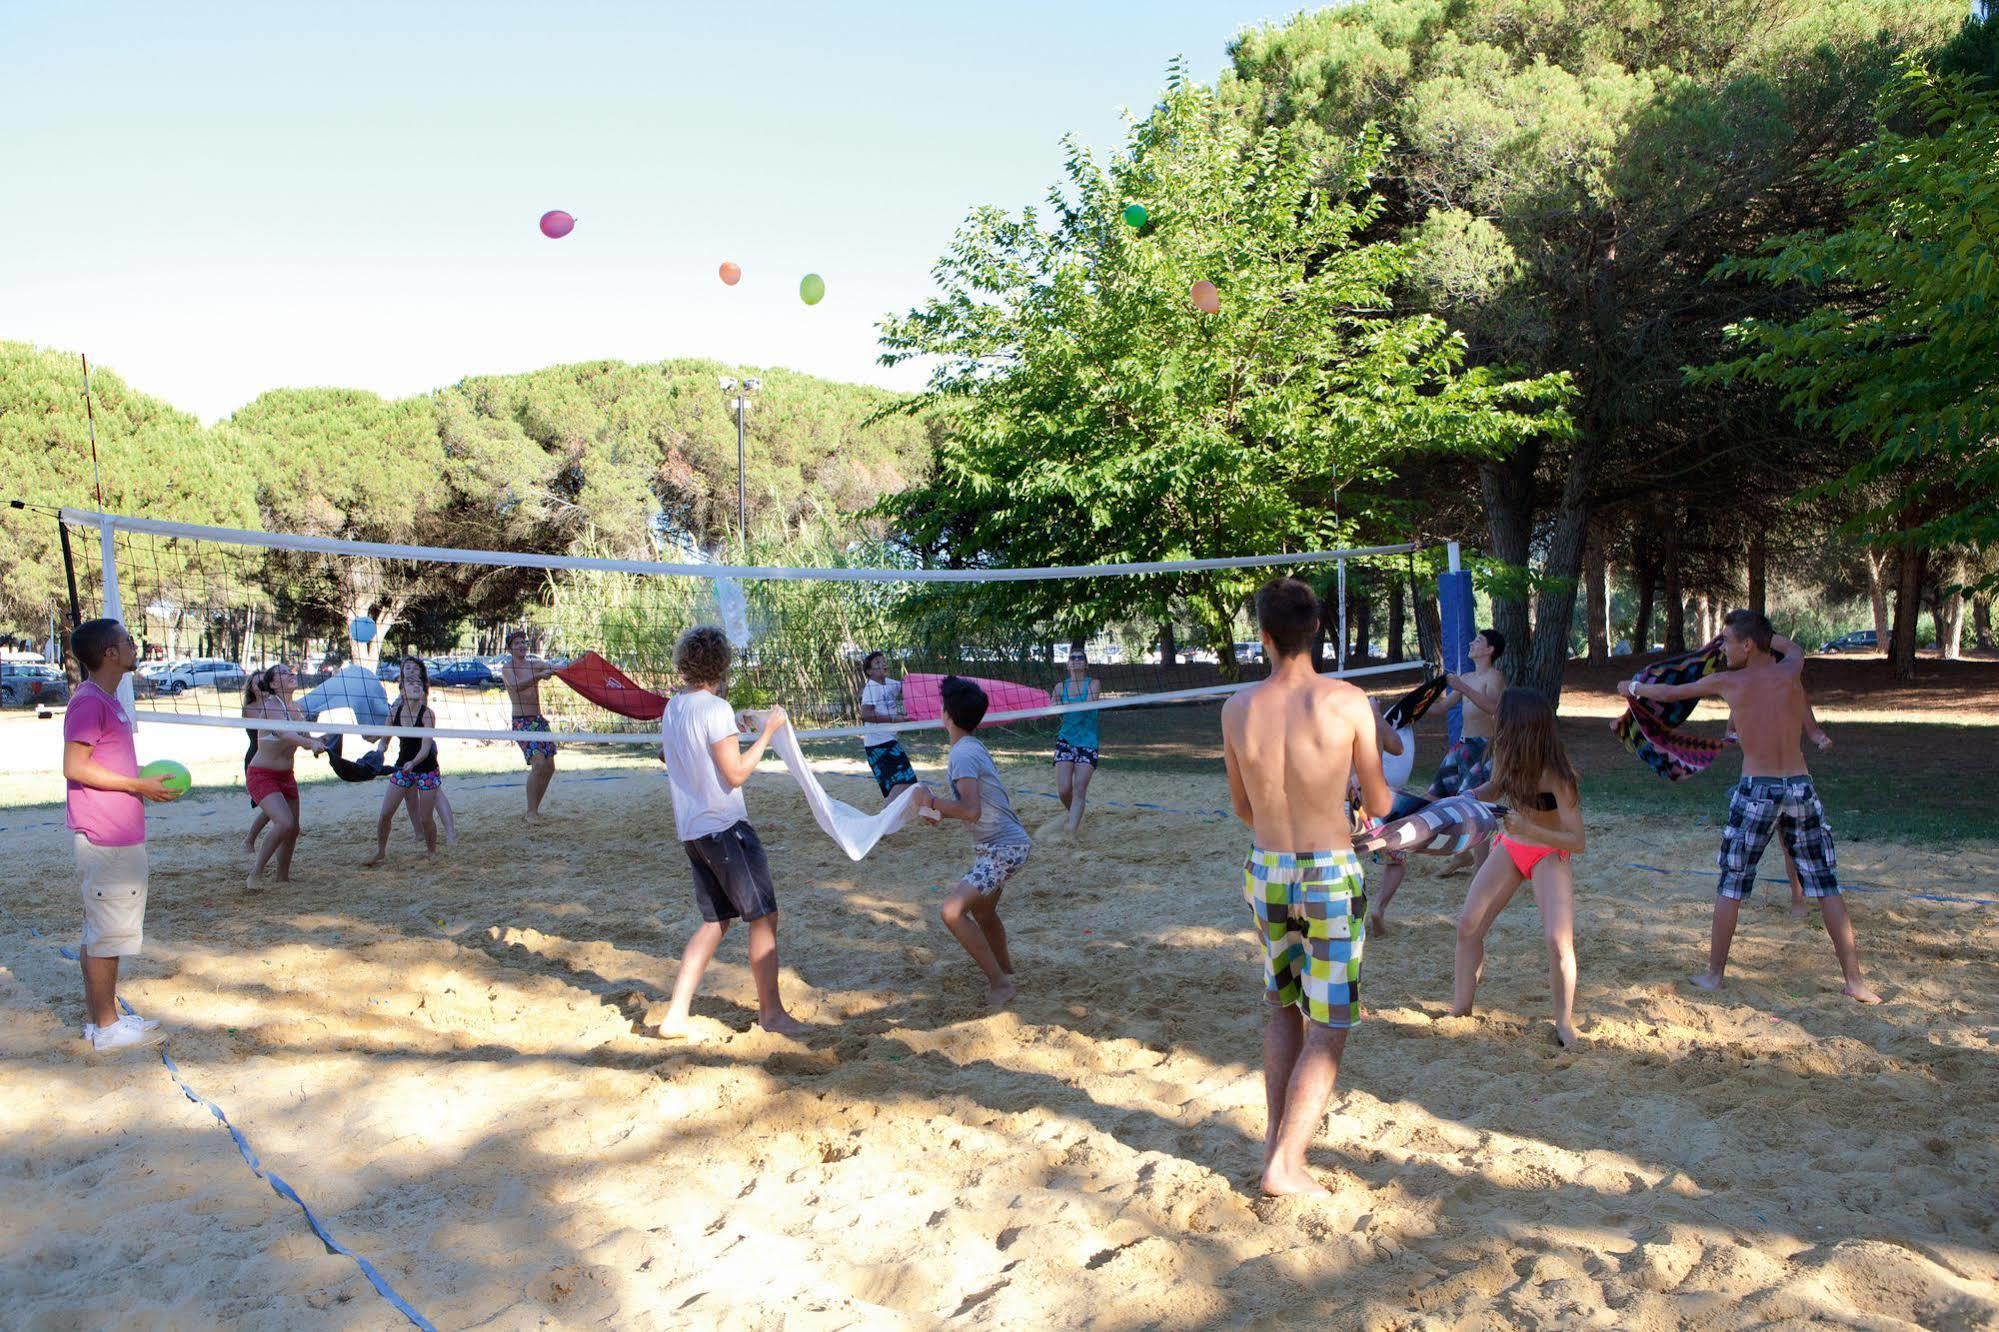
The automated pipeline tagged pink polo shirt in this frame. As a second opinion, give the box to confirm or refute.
[64,682,146,847]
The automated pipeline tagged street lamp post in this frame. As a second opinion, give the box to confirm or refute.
[718,374,762,554]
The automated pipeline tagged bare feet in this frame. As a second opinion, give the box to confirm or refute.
[1435,853,1473,879]
[1554,1022,1578,1048]
[1367,911,1388,938]
[758,1011,810,1036]
[1844,980,1883,1005]
[1446,1005,1472,1019]
[986,980,1018,1009]
[1689,972,1724,992]
[245,872,263,892]
[1260,1163,1331,1198]
[360,854,383,868]
[241,836,257,855]
[1789,901,1809,919]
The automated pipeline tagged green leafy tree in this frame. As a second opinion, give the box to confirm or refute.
[0,342,259,646]
[1222,0,1959,697]
[1696,60,1999,676]
[878,75,1570,673]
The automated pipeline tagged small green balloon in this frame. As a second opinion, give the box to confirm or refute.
[799,273,826,305]
[1123,203,1148,229]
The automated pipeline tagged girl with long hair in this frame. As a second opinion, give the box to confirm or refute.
[245,664,327,890]
[363,659,442,865]
[1450,687,1585,1047]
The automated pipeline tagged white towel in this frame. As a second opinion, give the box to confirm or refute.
[766,721,918,861]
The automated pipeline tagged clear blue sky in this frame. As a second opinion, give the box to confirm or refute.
[1,1,1281,421]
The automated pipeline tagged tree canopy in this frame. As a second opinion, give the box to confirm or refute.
[877,74,1570,666]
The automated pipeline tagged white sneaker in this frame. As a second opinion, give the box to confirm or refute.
[90,1020,162,1052]
[114,1012,161,1033]
[82,1022,97,1042]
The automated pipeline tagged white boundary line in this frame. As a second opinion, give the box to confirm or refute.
[63,508,1419,584]
[137,659,1427,745]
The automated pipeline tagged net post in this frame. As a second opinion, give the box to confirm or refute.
[56,518,82,631]
[1438,545,1474,745]
[96,517,138,720]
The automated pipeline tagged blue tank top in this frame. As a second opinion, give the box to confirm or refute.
[1056,677,1099,750]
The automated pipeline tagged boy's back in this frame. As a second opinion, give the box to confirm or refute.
[662,688,747,842]
[1224,674,1370,852]
[947,735,1030,846]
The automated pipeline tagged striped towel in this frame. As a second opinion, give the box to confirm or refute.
[1611,638,1735,781]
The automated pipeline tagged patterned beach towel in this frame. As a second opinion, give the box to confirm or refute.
[1382,673,1449,730]
[1352,793,1505,858]
[1611,638,1735,781]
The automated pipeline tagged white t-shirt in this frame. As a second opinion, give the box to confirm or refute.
[662,689,748,842]
[860,676,905,747]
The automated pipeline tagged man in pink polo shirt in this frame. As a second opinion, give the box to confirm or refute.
[63,618,179,1052]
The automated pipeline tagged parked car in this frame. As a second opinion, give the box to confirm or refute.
[1232,642,1266,665]
[156,658,247,695]
[1820,629,1878,653]
[430,658,497,688]
[1,662,69,708]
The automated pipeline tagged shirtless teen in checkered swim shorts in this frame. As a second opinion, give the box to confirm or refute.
[1620,609,1880,1005]
[1222,577,1394,1198]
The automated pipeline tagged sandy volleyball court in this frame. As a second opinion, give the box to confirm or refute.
[3,731,1997,1329]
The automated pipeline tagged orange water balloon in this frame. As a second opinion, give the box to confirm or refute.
[1190,280,1220,314]
[719,261,742,286]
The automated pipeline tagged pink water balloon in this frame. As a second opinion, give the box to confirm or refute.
[719,261,742,286]
[1190,280,1221,314]
[539,210,575,239]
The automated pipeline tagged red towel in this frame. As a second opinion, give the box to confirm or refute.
[902,672,1049,728]
[556,651,667,720]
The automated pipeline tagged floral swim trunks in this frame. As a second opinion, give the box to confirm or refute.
[963,842,1031,895]
[512,713,556,764]
[1242,846,1367,1028]
[389,769,443,791]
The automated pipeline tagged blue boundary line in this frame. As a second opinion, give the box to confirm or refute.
[0,905,435,1330]
[1622,862,1997,908]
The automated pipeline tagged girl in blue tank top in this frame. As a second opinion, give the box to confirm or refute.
[1051,650,1102,834]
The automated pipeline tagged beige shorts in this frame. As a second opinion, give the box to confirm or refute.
[76,834,148,958]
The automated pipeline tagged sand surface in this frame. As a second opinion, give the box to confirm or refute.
[3,738,1997,1329]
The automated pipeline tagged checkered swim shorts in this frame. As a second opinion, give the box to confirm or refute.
[1242,847,1367,1028]
[1717,775,1839,901]
[1429,735,1491,798]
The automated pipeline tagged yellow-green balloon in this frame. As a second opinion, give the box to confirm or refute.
[1123,203,1148,228]
[799,273,826,305]
[141,758,192,795]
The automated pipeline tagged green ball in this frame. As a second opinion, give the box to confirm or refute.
[799,273,826,306]
[1122,203,1148,228]
[140,758,192,795]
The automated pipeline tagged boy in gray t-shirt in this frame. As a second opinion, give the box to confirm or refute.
[914,676,1032,1007]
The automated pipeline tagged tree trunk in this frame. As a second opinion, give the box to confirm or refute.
[1693,592,1712,647]
[1663,520,1687,653]
[1974,596,1993,651]
[1387,581,1406,663]
[1158,621,1177,667]
[1480,453,1537,672]
[1891,541,1924,680]
[1632,545,1656,655]
[1865,550,1891,648]
[1941,556,1965,661]
[1584,536,1609,666]
[1413,572,1441,667]
[1520,491,1591,704]
[1748,532,1767,617]
[1351,582,1372,665]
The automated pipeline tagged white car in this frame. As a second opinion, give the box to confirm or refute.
[156,657,247,695]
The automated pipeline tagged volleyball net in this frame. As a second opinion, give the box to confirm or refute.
[47,507,1453,746]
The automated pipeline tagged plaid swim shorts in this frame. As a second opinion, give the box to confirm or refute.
[1717,775,1839,901]
[512,713,556,764]
[1429,735,1491,798]
[1242,847,1367,1028]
